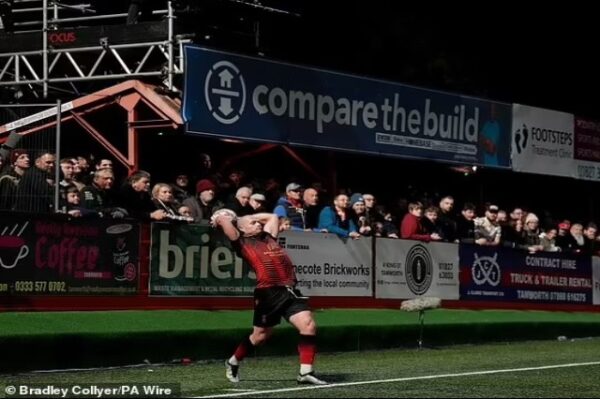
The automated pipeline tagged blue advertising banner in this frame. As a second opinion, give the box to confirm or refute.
[183,46,511,168]
[459,245,593,305]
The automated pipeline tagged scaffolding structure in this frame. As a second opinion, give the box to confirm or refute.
[0,0,190,98]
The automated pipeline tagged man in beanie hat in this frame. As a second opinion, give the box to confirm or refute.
[349,193,364,208]
[349,193,372,236]
[0,148,30,209]
[182,179,223,223]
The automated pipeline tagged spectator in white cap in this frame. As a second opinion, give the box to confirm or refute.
[273,182,306,230]
[249,193,267,213]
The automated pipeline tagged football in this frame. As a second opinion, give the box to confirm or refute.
[210,208,237,225]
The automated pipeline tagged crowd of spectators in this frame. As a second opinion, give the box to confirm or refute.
[1,150,599,256]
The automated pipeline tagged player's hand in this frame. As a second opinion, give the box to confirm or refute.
[210,209,237,227]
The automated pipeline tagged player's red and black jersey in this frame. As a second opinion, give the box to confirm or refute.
[233,232,296,288]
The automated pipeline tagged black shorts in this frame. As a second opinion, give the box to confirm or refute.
[253,286,310,328]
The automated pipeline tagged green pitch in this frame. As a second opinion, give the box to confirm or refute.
[2,338,600,398]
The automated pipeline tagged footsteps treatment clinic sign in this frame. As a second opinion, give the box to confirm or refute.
[279,231,373,297]
[375,239,459,299]
[511,104,574,178]
[183,46,511,168]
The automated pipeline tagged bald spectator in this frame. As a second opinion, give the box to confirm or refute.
[303,187,321,230]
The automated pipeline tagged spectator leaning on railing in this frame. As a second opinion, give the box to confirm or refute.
[318,194,360,239]
[474,204,501,246]
[400,202,441,242]
[274,183,306,231]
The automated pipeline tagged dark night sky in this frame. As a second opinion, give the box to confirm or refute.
[178,2,600,222]
[230,2,600,120]
[5,1,598,220]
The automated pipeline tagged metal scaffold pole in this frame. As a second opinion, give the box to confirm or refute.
[167,0,174,91]
[53,99,61,212]
[42,0,48,98]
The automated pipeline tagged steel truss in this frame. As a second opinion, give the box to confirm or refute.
[0,0,188,97]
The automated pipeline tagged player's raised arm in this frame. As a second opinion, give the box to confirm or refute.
[252,212,279,238]
[212,210,240,241]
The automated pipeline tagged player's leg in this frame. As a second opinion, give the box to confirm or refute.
[288,308,327,385]
[226,287,281,383]
[226,326,273,383]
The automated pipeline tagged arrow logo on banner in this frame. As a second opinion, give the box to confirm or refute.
[219,98,233,116]
[204,61,246,125]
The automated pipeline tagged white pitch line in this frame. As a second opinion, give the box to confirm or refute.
[194,360,600,398]
[224,389,257,393]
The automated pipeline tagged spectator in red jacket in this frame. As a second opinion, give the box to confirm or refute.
[400,202,442,242]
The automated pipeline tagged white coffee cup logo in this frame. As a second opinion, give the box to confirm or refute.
[0,222,30,269]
